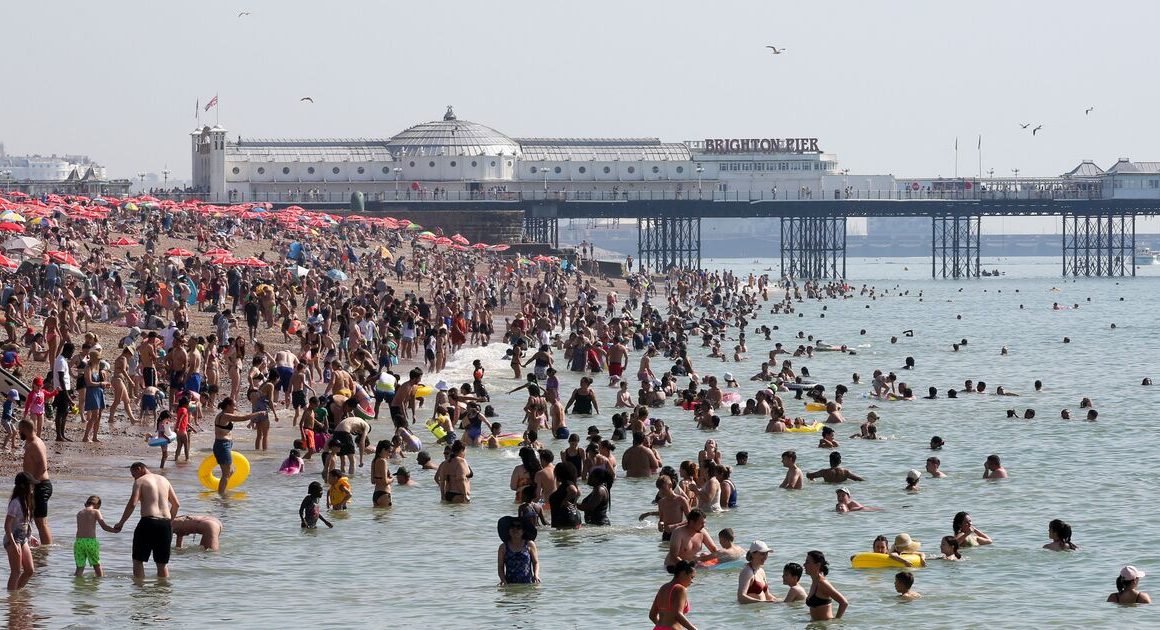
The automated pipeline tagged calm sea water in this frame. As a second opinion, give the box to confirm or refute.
[10,257,1159,629]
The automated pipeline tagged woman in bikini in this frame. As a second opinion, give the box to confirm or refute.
[649,559,697,630]
[737,540,777,603]
[804,550,848,620]
[370,440,394,507]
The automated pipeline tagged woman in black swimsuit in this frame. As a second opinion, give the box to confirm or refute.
[804,550,848,620]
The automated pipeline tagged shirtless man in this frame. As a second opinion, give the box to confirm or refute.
[389,368,422,427]
[663,509,718,569]
[166,337,188,394]
[622,432,661,477]
[607,338,628,385]
[274,350,298,407]
[184,337,204,396]
[638,475,691,540]
[805,451,865,483]
[637,346,658,384]
[925,456,947,478]
[435,440,472,503]
[750,362,775,382]
[779,450,803,489]
[334,414,371,471]
[113,462,181,578]
[139,333,159,389]
[983,454,1008,480]
[327,360,355,396]
[172,514,222,551]
[19,419,52,544]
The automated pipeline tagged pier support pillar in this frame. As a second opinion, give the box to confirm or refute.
[1062,213,1134,277]
[930,214,981,279]
[637,215,701,272]
[522,216,558,248]
[779,215,847,279]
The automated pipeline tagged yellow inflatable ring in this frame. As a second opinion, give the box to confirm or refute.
[414,385,435,398]
[804,402,827,412]
[198,451,250,491]
[785,423,824,433]
[849,552,923,569]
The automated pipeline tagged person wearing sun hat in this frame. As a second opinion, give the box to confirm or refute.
[737,540,778,604]
[1109,565,1151,604]
[496,515,540,585]
[891,533,927,567]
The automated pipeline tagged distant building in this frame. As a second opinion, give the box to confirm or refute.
[0,144,128,197]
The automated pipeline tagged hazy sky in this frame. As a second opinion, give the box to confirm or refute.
[3,0,1158,195]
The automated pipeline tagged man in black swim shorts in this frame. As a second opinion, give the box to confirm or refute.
[114,462,181,578]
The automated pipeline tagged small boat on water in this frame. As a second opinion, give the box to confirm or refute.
[1135,248,1159,266]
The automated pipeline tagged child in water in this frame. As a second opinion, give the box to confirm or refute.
[299,482,333,529]
[782,562,807,602]
[895,571,921,599]
[74,496,117,576]
[327,469,352,510]
[279,449,305,475]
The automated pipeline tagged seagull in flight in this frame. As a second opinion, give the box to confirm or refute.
[1085,106,1094,115]
[1032,125,1043,135]
[1019,123,1030,129]
[300,97,314,103]
[766,46,787,54]
[238,11,252,17]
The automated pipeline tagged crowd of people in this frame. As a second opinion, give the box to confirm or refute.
[0,191,1149,626]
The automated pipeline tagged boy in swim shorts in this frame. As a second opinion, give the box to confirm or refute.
[74,495,117,576]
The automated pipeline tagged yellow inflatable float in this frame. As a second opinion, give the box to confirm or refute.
[804,402,828,412]
[198,452,251,491]
[849,552,924,569]
[415,384,435,398]
[785,423,824,433]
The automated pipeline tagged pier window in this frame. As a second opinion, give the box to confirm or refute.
[578,166,587,174]
[308,167,315,174]
[257,167,265,175]
[603,166,611,174]
[333,167,340,174]
[357,167,365,174]
[627,167,635,174]
[450,161,457,167]
[232,167,240,175]
[428,161,435,168]
[382,167,390,174]
[652,166,660,174]
[530,167,539,174]
[676,166,684,173]
[282,167,290,174]
[554,167,561,174]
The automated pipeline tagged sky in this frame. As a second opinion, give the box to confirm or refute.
[2,0,1158,229]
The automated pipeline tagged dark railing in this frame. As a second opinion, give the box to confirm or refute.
[143,186,1108,205]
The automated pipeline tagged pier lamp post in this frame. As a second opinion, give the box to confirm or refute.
[696,164,704,198]
[393,167,402,199]
[1011,168,1020,196]
[162,167,171,188]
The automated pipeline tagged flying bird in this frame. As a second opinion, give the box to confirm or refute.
[766,46,787,54]
[1032,125,1043,135]
[1019,123,1030,129]
[300,97,314,103]
[238,11,251,17]
[1085,107,1094,115]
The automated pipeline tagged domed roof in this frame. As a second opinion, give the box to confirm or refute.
[386,107,521,158]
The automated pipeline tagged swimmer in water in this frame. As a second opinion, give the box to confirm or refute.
[983,454,1008,479]
[818,426,839,449]
[930,436,945,450]
[707,528,744,565]
[781,562,807,602]
[1108,566,1151,605]
[1044,518,1078,551]
[780,450,803,490]
[952,511,993,547]
[736,540,777,604]
[835,487,880,513]
[905,469,921,492]
[807,452,865,483]
[895,571,921,599]
[926,457,946,478]
[938,536,962,561]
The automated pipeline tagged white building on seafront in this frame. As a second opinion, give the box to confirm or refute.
[191,106,894,204]
[0,144,108,181]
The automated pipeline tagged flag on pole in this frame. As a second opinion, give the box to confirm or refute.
[955,137,958,150]
[195,99,199,118]
[205,95,218,111]
[978,135,981,150]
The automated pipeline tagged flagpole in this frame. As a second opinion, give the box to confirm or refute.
[954,137,959,179]
[978,135,982,180]
[216,94,220,126]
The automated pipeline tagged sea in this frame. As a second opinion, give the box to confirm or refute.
[10,256,1159,629]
